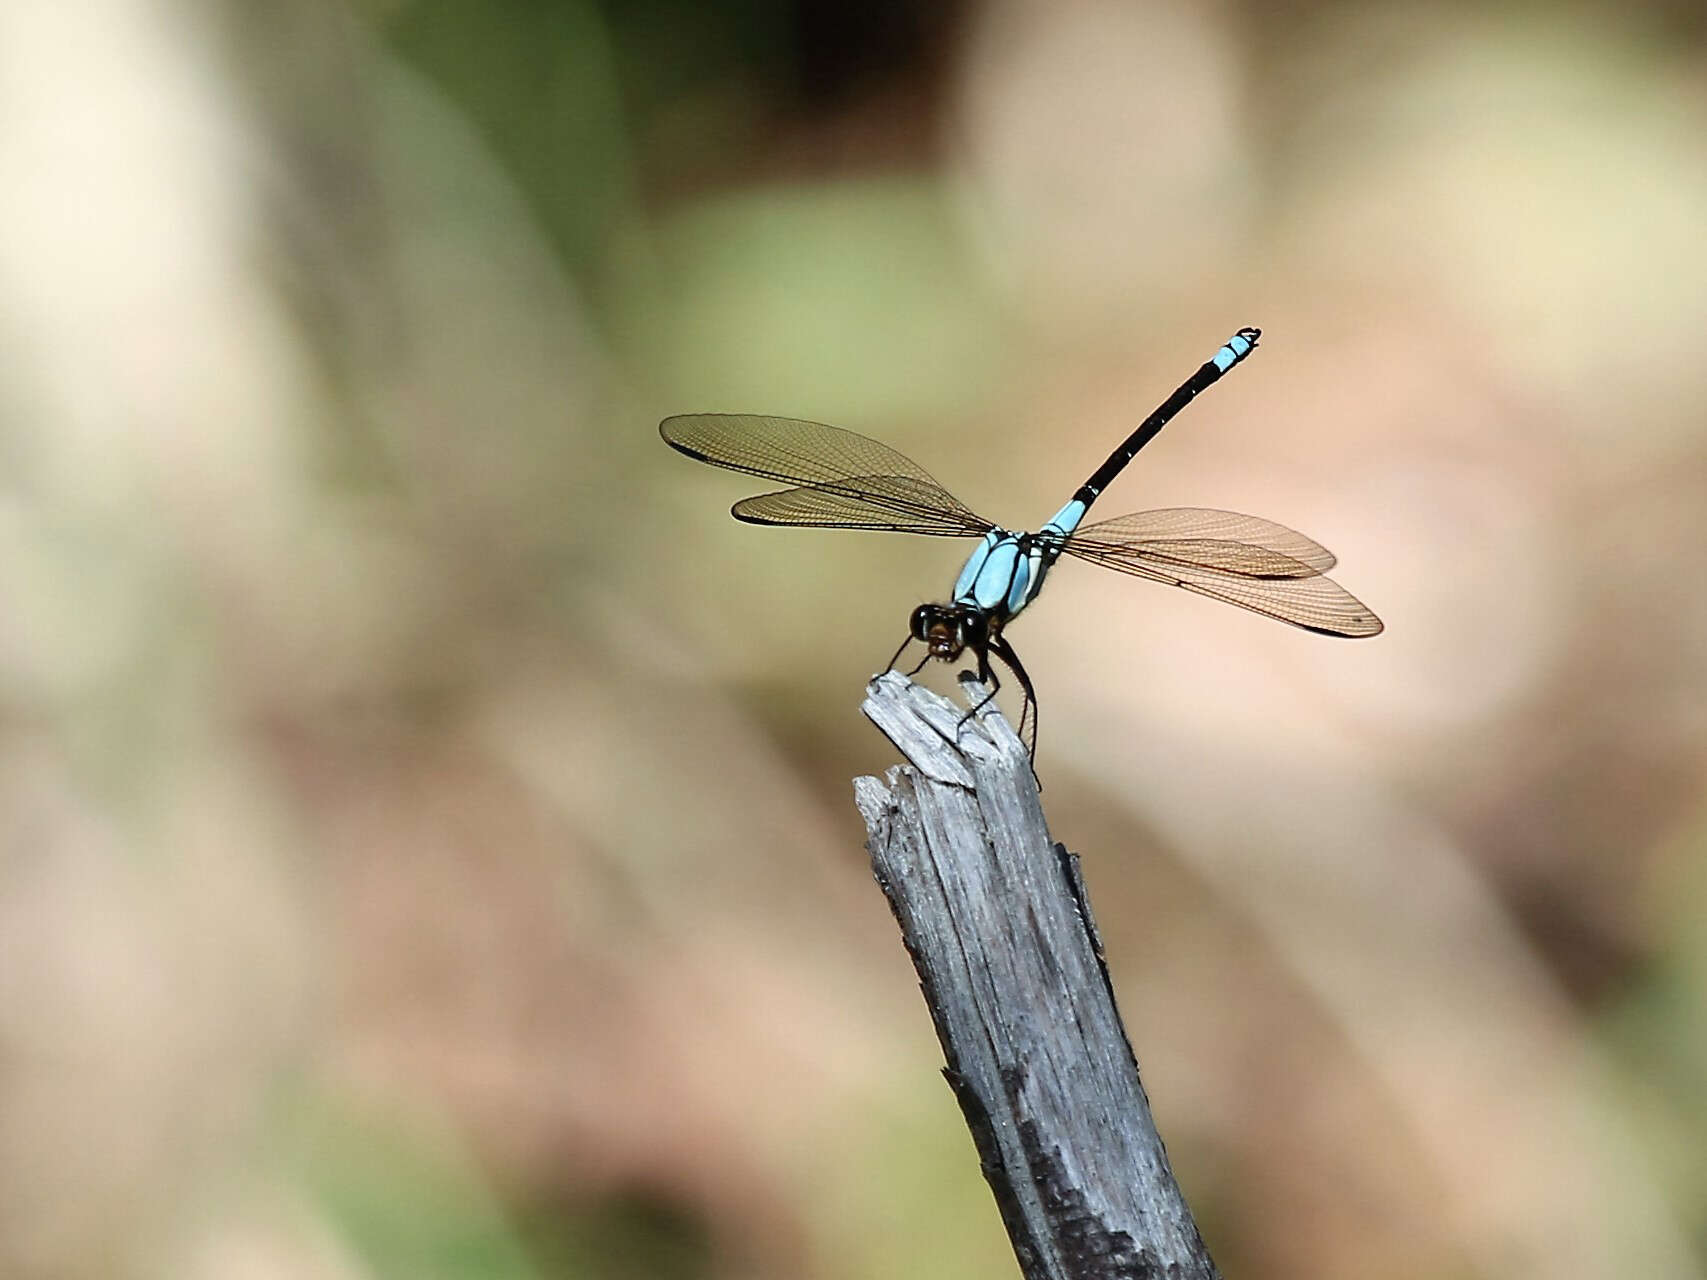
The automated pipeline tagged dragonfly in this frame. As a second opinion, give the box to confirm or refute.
[661,328,1382,757]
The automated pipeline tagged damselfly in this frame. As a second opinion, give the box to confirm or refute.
[662,328,1381,756]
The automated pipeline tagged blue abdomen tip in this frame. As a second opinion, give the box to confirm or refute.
[1212,327,1261,371]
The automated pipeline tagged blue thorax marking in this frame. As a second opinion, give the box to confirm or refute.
[953,531,1001,601]
[953,530,1028,612]
[950,495,1089,619]
[1004,551,1032,614]
[960,536,1023,612]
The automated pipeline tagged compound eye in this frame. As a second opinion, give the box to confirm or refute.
[909,605,933,639]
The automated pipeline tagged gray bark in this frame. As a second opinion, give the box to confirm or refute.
[855,672,1221,1280]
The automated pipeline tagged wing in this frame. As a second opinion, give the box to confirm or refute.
[661,413,992,536]
[733,477,996,535]
[1062,508,1382,637]
[1070,508,1337,574]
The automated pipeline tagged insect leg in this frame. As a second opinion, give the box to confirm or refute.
[988,634,1039,762]
[955,642,1002,739]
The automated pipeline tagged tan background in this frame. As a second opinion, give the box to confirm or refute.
[2,2,1706,1278]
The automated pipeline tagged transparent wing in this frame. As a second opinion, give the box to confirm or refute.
[661,414,992,535]
[1061,508,1382,637]
[733,477,996,535]
[1069,508,1337,575]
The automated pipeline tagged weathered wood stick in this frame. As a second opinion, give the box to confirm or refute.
[855,671,1220,1280]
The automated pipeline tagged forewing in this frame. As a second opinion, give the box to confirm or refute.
[1069,508,1337,575]
[661,413,989,533]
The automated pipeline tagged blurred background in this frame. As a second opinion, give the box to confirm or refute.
[3,1,1706,1277]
